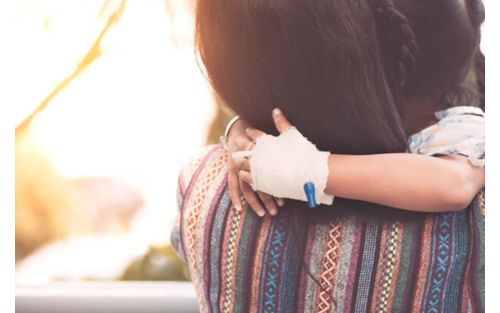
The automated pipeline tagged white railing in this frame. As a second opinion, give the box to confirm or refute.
[16,282,199,313]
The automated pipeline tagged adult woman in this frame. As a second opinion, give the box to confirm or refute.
[171,0,485,311]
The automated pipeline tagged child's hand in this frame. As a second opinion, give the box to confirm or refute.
[229,107,319,216]
[226,116,284,217]
[240,109,333,206]
[237,108,298,186]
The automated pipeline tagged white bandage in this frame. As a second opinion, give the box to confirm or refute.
[241,128,334,205]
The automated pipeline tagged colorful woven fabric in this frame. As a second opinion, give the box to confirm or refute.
[171,145,485,313]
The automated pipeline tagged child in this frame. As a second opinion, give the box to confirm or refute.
[226,106,484,216]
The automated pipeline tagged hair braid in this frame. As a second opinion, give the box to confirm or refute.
[465,0,485,110]
[372,0,418,88]
[466,0,485,28]
[475,50,485,110]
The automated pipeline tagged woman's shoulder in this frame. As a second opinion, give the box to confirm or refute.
[172,144,228,261]
[408,106,485,166]
[178,144,228,198]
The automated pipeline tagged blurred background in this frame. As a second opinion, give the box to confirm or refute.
[13,0,490,285]
[14,0,232,284]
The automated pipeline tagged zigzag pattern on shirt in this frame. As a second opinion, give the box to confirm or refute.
[318,221,342,313]
[186,151,227,312]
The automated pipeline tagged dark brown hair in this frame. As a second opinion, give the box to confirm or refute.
[195,0,484,298]
[196,0,483,153]
[196,0,483,214]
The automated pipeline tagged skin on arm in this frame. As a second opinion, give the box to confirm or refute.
[325,153,484,212]
[236,108,484,213]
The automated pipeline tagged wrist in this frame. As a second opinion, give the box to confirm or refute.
[224,115,241,139]
[310,150,334,205]
[226,116,249,141]
[221,116,247,150]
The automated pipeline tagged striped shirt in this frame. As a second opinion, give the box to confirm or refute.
[171,144,484,313]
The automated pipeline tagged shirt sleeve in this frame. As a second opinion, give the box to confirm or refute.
[408,106,485,167]
[170,145,221,261]
[169,148,203,261]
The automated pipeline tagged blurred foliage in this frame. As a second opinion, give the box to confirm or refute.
[15,133,79,261]
[120,245,190,281]
[16,0,127,135]
[15,0,129,262]
[15,0,211,281]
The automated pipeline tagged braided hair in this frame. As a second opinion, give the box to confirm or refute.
[442,0,485,109]
[372,0,418,89]
[371,0,484,115]
[369,0,418,123]
[466,0,485,110]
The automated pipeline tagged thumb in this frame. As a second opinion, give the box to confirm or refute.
[272,108,294,134]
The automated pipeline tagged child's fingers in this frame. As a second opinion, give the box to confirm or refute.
[234,134,255,151]
[257,191,278,216]
[275,197,285,207]
[228,169,243,212]
[232,156,251,171]
[272,108,294,134]
[239,170,253,185]
[240,179,266,217]
[245,128,266,141]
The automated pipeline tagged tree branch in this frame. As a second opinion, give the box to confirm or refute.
[16,0,127,135]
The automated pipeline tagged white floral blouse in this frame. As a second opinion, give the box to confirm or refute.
[408,106,485,167]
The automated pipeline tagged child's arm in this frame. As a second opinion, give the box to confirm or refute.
[229,109,484,215]
[324,153,484,212]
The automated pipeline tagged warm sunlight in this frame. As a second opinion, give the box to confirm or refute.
[14,0,216,282]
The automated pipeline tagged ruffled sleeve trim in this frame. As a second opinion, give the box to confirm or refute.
[408,106,485,167]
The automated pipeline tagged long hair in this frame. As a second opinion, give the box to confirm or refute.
[196,0,483,210]
[195,0,484,299]
[197,0,409,155]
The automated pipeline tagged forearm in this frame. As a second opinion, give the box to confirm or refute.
[325,153,485,212]
[228,117,485,213]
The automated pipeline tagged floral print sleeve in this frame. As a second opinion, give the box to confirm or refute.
[408,106,485,166]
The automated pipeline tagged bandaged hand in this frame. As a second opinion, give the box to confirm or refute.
[226,117,284,217]
[235,109,334,206]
